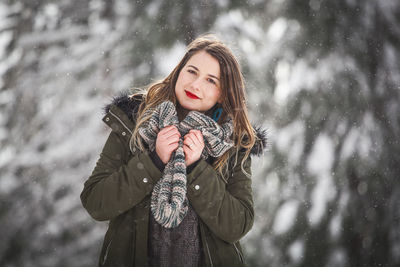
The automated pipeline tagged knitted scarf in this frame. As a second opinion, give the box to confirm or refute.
[138,101,234,228]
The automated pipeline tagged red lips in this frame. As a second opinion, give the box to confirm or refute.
[185,90,199,99]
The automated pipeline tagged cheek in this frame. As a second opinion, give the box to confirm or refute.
[211,88,222,101]
[176,71,186,86]
[177,72,192,86]
[175,74,183,87]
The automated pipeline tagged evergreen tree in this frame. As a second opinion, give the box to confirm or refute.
[245,0,400,266]
[0,0,254,266]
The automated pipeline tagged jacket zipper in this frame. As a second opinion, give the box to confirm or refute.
[220,176,228,184]
[200,223,214,267]
[204,236,214,267]
[109,109,132,134]
[102,238,113,265]
[233,243,244,263]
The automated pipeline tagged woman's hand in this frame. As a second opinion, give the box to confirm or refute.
[156,125,181,164]
[183,129,205,166]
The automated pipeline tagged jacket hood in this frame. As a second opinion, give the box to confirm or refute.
[103,91,267,156]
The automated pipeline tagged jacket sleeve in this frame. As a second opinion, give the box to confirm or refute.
[80,131,162,221]
[186,150,254,244]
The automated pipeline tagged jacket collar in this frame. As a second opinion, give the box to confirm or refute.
[103,91,267,156]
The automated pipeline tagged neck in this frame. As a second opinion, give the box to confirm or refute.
[176,103,189,121]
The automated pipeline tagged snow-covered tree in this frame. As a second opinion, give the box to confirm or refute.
[244,1,400,266]
[0,0,255,266]
[1,0,398,266]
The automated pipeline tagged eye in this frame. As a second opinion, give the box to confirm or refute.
[207,78,216,85]
[187,69,196,74]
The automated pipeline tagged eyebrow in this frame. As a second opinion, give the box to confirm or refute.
[187,65,220,81]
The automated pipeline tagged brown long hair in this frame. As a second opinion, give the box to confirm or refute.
[130,34,256,177]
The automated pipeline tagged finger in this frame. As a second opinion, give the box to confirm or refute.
[161,129,181,140]
[169,139,181,147]
[167,139,180,146]
[169,142,179,150]
[194,131,204,144]
[165,133,181,144]
[183,139,194,148]
[184,135,196,147]
[188,142,197,151]
[183,135,192,145]
[183,143,192,152]
[161,125,180,136]
[158,127,172,139]
[161,127,180,137]
[160,125,174,133]
[184,131,196,140]
[189,130,203,144]
[157,135,179,148]
[182,137,190,147]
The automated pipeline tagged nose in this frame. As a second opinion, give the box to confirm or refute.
[190,77,202,92]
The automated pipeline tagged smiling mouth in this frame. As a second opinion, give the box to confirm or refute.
[185,90,199,99]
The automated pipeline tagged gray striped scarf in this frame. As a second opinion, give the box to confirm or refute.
[138,101,234,228]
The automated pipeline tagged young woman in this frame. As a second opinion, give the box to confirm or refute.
[81,34,266,267]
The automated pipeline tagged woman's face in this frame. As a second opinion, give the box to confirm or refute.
[175,50,222,112]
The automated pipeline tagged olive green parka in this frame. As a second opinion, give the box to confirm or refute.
[80,93,267,267]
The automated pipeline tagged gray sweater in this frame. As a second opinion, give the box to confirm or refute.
[147,150,215,266]
[148,204,203,266]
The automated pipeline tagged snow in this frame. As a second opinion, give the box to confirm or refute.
[340,127,358,160]
[327,249,347,267]
[114,0,132,16]
[267,18,287,42]
[307,133,334,175]
[0,30,13,59]
[272,200,299,234]
[0,2,19,31]
[308,173,336,226]
[1,0,399,266]
[306,134,336,226]
[329,213,342,238]
[273,60,291,103]
[276,121,304,166]
[154,42,186,76]
[288,239,304,264]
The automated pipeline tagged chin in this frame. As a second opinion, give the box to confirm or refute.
[181,102,199,111]
[177,97,194,108]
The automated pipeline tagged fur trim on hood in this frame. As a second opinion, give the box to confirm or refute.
[103,91,267,156]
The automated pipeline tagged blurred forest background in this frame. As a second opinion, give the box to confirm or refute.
[1,0,399,266]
